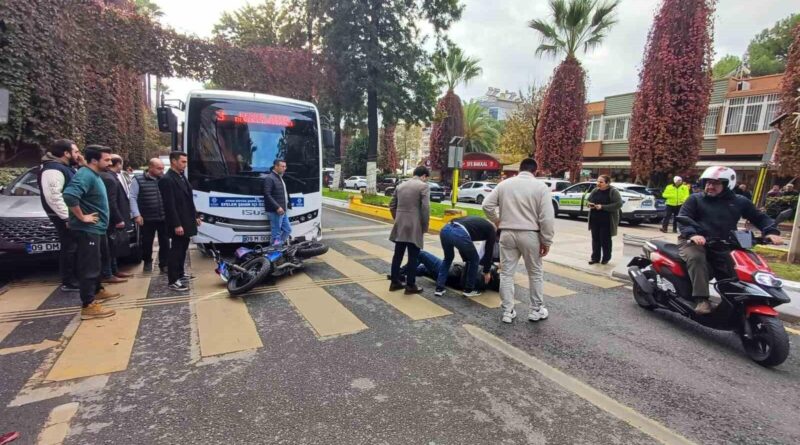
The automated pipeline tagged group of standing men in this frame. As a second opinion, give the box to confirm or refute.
[39,140,200,321]
[387,158,554,324]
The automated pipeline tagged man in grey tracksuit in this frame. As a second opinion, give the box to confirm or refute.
[483,157,555,324]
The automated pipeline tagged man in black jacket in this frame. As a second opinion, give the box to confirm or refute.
[100,155,132,283]
[158,151,200,292]
[678,166,782,314]
[393,250,501,292]
[130,158,168,272]
[263,159,292,246]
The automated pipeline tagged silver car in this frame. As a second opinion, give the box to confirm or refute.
[0,167,140,263]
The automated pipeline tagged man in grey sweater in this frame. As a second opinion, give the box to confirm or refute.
[482,158,555,324]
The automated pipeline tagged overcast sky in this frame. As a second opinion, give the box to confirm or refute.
[156,0,798,104]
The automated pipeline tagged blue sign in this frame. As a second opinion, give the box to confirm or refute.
[290,197,305,207]
[209,197,264,208]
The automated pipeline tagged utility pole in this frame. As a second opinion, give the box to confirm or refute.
[448,137,464,208]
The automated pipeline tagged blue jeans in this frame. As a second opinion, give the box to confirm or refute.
[417,250,442,277]
[438,224,479,291]
[268,212,292,245]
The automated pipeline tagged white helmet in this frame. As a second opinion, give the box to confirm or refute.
[699,166,737,190]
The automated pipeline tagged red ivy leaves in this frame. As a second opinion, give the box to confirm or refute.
[535,57,587,177]
[378,124,398,173]
[777,23,800,176]
[429,91,464,172]
[629,0,715,184]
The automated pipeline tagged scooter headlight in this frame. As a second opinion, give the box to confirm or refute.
[754,272,782,288]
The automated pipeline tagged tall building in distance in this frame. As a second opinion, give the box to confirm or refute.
[476,88,523,121]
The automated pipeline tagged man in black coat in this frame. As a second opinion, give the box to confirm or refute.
[263,159,292,246]
[100,155,132,283]
[158,151,200,291]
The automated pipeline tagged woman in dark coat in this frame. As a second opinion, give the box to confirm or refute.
[586,175,623,264]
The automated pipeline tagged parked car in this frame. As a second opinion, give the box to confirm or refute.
[384,180,445,202]
[344,176,367,189]
[0,167,141,264]
[537,177,571,192]
[376,177,399,192]
[456,181,497,204]
[551,181,664,225]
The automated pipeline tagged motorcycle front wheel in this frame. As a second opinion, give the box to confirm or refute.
[227,257,272,296]
[742,315,790,367]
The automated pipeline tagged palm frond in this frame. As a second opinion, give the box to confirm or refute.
[529,0,619,60]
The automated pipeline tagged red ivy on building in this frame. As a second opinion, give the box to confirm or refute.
[777,23,800,176]
[629,0,715,185]
[535,57,587,177]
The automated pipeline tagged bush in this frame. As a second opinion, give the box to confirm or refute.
[765,195,798,218]
[0,168,29,188]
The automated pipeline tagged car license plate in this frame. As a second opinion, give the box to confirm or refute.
[26,242,60,254]
[241,235,271,243]
[642,199,653,207]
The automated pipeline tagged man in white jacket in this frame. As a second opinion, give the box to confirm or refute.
[37,139,80,292]
[482,158,555,324]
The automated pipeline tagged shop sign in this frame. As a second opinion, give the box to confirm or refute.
[462,159,500,170]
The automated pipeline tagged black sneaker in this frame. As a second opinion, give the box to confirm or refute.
[168,282,189,292]
[404,285,423,295]
[60,284,80,292]
[143,261,153,272]
[434,287,446,297]
[181,274,196,281]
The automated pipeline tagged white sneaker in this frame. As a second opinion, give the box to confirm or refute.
[528,306,549,322]
[462,290,482,298]
[501,310,517,324]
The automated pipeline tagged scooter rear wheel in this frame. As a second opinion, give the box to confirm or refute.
[742,315,790,367]
[227,257,272,296]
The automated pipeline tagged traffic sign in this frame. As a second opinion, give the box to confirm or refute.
[448,145,464,169]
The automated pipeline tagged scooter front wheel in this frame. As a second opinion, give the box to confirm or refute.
[227,257,272,296]
[742,315,790,367]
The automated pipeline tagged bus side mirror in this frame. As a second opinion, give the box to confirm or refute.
[157,107,178,133]
[322,129,335,149]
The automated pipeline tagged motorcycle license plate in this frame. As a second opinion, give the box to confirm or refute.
[241,235,271,243]
[26,242,60,254]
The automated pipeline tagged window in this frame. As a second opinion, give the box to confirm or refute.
[602,116,630,141]
[584,115,602,141]
[704,106,721,137]
[723,94,781,134]
[488,107,499,120]
[565,183,592,194]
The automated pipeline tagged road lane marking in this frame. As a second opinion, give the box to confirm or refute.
[464,324,696,445]
[345,240,394,261]
[320,248,383,278]
[278,273,368,338]
[0,339,59,356]
[359,280,452,320]
[513,273,575,298]
[46,309,143,381]
[0,284,55,342]
[785,326,800,336]
[323,230,392,240]
[37,402,79,445]
[9,375,109,408]
[323,224,389,233]
[0,322,20,345]
[543,262,622,288]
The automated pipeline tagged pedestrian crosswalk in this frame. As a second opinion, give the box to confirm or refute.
[0,237,623,389]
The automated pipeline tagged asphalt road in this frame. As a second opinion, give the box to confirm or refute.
[0,207,798,444]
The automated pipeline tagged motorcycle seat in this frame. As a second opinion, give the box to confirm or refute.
[650,240,685,265]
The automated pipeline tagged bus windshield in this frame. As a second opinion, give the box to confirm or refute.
[186,97,320,196]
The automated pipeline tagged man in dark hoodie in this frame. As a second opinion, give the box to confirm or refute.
[37,139,80,292]
[678,166,782,315]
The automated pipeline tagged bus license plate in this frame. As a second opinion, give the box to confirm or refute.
[26,242,60,254]
[241,235,271,243]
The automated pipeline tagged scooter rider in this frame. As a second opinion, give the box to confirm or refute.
[678,166,782,315]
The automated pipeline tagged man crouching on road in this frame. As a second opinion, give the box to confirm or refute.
[482,157,555,324]
[62,145,121,320]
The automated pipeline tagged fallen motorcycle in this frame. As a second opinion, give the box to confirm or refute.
[627,216,791,367]
[210,240,328,296]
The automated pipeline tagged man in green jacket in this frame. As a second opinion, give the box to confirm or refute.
[660,176,690,233]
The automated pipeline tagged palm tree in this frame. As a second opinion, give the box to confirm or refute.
[529,0,619,176]
[429,45,482,177]
[134,0,164,19]
[462,101,501,153]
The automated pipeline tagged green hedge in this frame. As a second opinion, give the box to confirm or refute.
[0,168,28,188]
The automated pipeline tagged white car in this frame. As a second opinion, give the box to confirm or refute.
[551,181,662,225]
[537,177,571,192]
[457,181,497,204]
[344,176,367,189]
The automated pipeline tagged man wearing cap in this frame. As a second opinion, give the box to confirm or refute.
[660,176,690,233]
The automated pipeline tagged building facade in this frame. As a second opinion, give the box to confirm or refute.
[476,88,523,121]
[581,73,784,186]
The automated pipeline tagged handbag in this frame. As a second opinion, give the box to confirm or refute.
[110,226,130,258]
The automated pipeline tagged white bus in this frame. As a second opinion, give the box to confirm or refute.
[180,90,327,246]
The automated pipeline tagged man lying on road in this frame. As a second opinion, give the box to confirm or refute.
[388,250,500,293]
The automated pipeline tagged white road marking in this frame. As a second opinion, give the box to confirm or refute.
[464,324,696,445]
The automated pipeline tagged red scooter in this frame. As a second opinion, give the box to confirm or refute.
[627,216,791,367]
